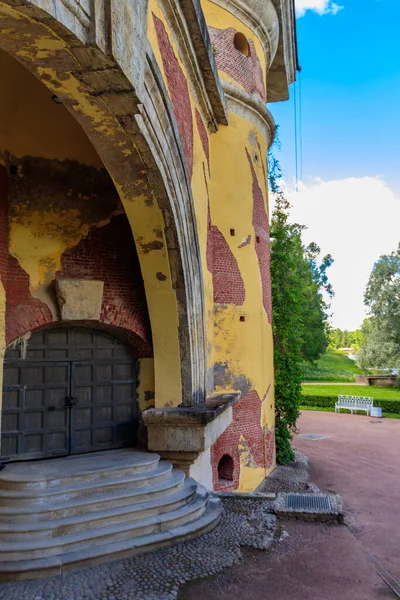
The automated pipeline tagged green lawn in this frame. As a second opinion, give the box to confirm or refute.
[302,384,400,400]
[301,350,362,382]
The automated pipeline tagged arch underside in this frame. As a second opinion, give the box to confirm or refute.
[0,0,207,407]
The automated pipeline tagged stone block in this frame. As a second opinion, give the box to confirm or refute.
[55,279,104,321]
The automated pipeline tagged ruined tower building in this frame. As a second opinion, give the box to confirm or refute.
[0,0,297,579]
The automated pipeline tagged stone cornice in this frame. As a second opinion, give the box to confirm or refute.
[268,0,297,102]
[221,80,276,147]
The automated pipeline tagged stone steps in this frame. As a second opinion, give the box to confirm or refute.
[0,497,222,582]
[0,449,160,490]
[0,450,222,581]
[0,478,198,541]
[0,462,173,506]
[0,470,186,522]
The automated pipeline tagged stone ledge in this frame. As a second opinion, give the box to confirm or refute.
[143,394,240,455]
[143,393,239,427]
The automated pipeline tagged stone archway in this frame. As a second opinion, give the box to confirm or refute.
[0,0,207,409]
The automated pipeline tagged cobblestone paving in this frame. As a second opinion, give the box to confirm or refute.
[258,450,321,494]
[0,498,277,600]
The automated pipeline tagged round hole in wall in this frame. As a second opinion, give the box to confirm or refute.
[218,454,234,482]
[233,32,249,57]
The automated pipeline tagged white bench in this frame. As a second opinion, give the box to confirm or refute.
[335,395,374,416]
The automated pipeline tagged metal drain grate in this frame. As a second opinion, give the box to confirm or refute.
[298,433,328,441]
[287,494,332,511]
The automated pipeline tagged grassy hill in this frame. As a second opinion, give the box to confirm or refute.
[301,350,362,382]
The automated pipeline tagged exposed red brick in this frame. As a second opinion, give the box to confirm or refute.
[204,165,245,305]
[56,215,152,357]
[196,109,210,175]
[246,148,272,322]
[238,235,251,248]
[0,165,9,285]
[153,14,194,179]
[0,167,53,344]
[211,390,265,491]
[1,170,152,356]
[208,27,266,102]
[5,254,53,345]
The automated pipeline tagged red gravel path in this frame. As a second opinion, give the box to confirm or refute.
[180,411,400,599]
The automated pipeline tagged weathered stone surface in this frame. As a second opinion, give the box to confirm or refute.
[56,279,104,321]
[0,496,277,597]
[143,395,238,453]
[0,450,222,581]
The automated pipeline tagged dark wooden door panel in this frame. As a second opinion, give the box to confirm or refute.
[1,328,138,461]
[1,362,70,461]
[70,359,138,454]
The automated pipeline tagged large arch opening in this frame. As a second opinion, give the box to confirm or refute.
[0,0,207,412]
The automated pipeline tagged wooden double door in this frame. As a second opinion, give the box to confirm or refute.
[1,328,138,461]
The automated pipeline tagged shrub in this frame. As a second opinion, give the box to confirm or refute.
[301,394,400,415]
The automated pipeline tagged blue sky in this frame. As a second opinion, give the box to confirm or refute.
[269,0,400,330]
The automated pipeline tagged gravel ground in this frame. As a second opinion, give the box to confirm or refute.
[0,498,277,600]
[258,450,321,494]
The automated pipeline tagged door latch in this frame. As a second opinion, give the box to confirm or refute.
[64,396,79,408]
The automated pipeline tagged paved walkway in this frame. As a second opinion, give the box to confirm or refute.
[181,411,400,599]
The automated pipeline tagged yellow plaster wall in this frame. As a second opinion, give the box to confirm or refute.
[147,2,275,488]
[209,113,275,489]
[147,1,216,393]
[0,49,103,168]
[137,358,156,412]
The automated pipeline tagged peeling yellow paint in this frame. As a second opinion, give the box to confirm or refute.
[137,358,155,412]
[237,435,266,492]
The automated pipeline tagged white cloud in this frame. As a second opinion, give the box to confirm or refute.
[295,0,344,17]
[280,176,400,330]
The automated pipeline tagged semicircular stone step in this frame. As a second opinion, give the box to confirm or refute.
[0,470,186,523]
[0,497,222,582]
[0,451,222,582]
[0,449,161,491]
[0,478,199,541]
[0,487,211,561]
[0,461,174,507]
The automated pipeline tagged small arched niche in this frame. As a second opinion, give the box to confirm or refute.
[218,454,234,482]
[233,32,250,57]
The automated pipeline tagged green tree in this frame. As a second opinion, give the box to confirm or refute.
[300,242,333,362]
[270,192,303,464]
[269,155,334,463]
[359,245,400,370]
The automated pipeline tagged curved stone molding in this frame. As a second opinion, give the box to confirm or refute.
[138,47,208,405]
[161,0,228,128]
[221,80,276,147]
[208,0,280,68]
